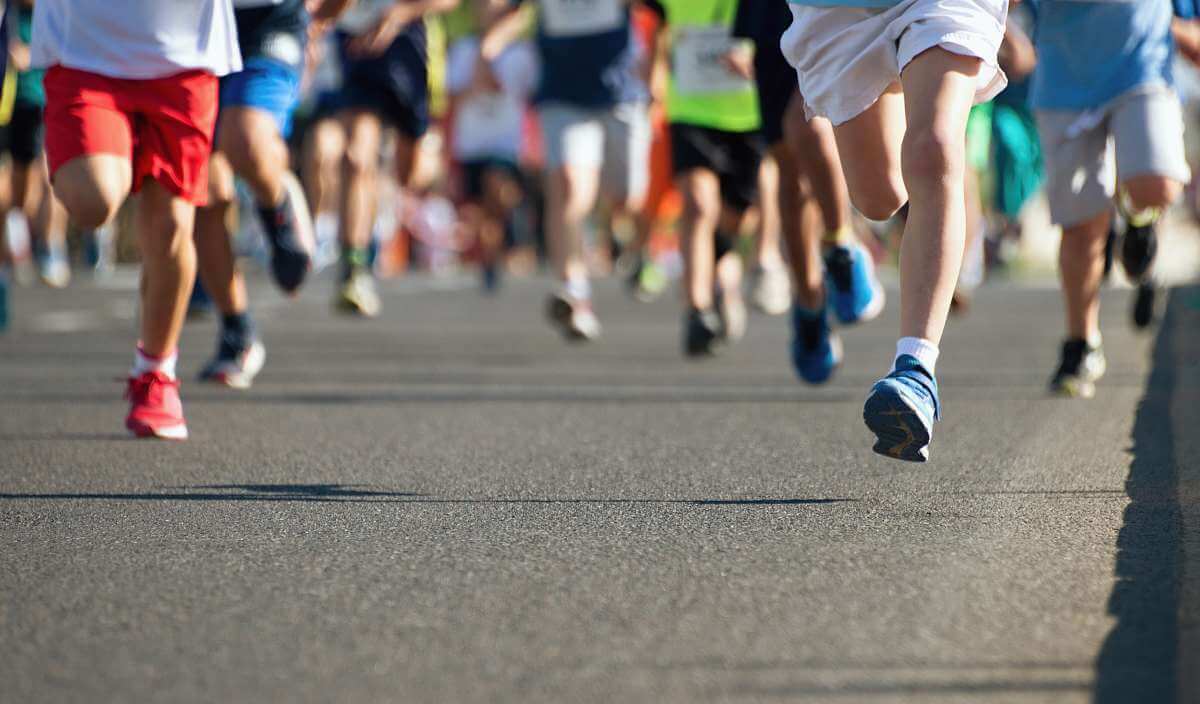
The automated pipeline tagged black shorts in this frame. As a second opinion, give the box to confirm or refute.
[754,48,799,147]
[670,123,765,212]
[0,103,45,165]
[335,27,429,140]
[460,158,523,203]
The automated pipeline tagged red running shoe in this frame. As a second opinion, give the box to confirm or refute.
[125,371,189,440]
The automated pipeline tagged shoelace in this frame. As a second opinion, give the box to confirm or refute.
[124,373,179,402]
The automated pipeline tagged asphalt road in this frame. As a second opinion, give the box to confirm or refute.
[1,271,1196,703]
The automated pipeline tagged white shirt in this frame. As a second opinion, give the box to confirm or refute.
[447,37,539,161]
[31,0,243,80]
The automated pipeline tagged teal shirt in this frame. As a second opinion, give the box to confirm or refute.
[14,6,44,108]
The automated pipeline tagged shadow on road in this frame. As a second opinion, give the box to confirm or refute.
[1092,288,1187,703]
[0,482,853,507]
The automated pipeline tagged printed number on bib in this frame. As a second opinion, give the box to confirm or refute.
[673,27,752,97]
[540,0,623,38]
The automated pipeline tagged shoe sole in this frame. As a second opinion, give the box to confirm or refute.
[334,295,380,318]
[863,388,931,462]
[1050,380,1096,399]
[126,419,189,440]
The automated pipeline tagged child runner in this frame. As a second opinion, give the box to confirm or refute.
[194,0,351,390]
[332,0,459,318]
[32,0,242,439]
[445,2,537,292]
[643,0,765,357]
[782,0,1008,460]
[481,0,651,342]
[732,0,885,383]
[1030,0,1191,398]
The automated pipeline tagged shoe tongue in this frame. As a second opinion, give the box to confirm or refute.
[894,354,928,376]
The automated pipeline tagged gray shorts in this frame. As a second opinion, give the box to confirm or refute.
[538,101,651,203]
[1037,85,1190,227]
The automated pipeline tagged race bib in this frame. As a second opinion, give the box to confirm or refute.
[540,0,623,38]
[672,26,753,96]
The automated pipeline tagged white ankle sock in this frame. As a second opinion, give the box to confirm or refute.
[893,337,939,374]
[563,276,591,302]
[132,345,178,380]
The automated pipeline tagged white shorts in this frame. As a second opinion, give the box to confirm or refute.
[782,0,1008,126]
[538,102,651,203]
[1036,85,1191,228]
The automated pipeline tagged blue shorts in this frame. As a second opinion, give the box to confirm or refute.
[219,56,303,138]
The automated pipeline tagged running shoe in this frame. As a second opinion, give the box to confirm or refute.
[546,292,602,341]
[37,246,71,289]
[627,256,668,302]
[335,267,382,318]
[1132,281,1156,329]
[751,263,791,316]
[683,307,723,358]
[863,355,940,462]
[715,286,747,343]
[791,306,842,384]
[1049,338,1106,399]
[260,180,314,295]
[482,262,500,294]
[825,242,885,325]
[125,371,188,440]
[198,337,266,390]
[1121,220,1157,282]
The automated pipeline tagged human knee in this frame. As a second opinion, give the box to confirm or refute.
[681,176,721,227]
[1122,175,1181,212]
[901,122,965,189]
[848,180,905,221]
[53,167,126,228]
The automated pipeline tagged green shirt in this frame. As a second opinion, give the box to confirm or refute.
[650,0,759,133]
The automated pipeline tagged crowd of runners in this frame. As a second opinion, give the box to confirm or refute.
[0,0,1198,462]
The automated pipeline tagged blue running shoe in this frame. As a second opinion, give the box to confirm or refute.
[863,355,940,462]
[790,305,842,384]
[825,242,885,325]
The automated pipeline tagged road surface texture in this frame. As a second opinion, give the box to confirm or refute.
[1,273,1197,703]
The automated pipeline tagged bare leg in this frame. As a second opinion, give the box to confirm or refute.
[832,84,907,222]
[134,180,198,357]
[303,117,346,216]
[787,96,851,238]
[545,164,601,287]
[1059,210,1110,342]
[774,141,823,310]
[194,153,246,316]
[678,168,722,310]
[754,155,784,268]
[896,49,984,344]
[338,109,383,253]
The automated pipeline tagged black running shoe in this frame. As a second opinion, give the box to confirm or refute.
[1049,338,1107,399]
[683,308,723,358]
[260,187,313,295]
[1132,281,1156,329]
[1121,220,1157,282]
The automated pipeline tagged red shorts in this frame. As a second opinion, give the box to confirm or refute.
[43,66,219,206]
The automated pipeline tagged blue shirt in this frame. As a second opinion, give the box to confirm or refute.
[1030,0,1176,111]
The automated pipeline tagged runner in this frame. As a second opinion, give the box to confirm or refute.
[2,0,69,289]
[193,0,349,390]
[782,0,1008,460]
[1030,0,1192,397]
[733,0,884,383]
[332,0,456,317]
[642,0,763,356]
[32,0,242,438]
[445,1,537,292]
[480,0,651,341]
